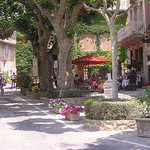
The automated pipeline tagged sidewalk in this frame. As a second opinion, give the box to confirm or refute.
[2,84,150,150]
[90,87,146,99]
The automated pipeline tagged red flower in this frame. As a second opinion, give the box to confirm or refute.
[1,58,7,63]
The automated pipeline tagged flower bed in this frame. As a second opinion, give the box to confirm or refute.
[62,105,84,116]
[50,99,66,107]
[49,99,66,113]
[144,82,150,86]
[62,105,84,121]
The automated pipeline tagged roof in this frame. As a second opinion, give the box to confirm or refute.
[0,39,16,45]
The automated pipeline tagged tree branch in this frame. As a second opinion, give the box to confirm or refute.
[112,0,120,20]
[30,0,53,24]
[89,1,100,8]
[103,0,107,14]
[116,1,138,19]
[0,27,16,34]
[107,10,113,17]
[0,27,17,39]
[84,3,110,25]
[55,0,67,22]
[83,3,103,14]
[71,3,83,25]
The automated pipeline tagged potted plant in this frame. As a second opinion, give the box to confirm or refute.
[61,105,84,121]
[17,72,32,95]
[49,99,66,114]
[135,86,150,137]
[32,85,40,99]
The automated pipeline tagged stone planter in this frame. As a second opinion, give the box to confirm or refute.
[22,87,29,95]
[33,93,40,99]
[65,113,80,121]
[84,119,136,131]
[52,106,61,114]
[135,118,150,137]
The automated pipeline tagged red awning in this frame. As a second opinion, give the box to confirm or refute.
[72,55,111,65]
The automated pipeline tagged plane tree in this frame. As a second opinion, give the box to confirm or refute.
[0,0,56,91]
[18,0,84,90]
[83,0,138,100]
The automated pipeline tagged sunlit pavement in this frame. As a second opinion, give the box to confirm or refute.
[0,84,149,150]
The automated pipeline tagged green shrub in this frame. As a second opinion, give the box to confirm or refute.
[32,85,40,93]
[47,88,59,98]
[2,71,10,80]
[84,99,139,120]
[47,88,89,98]
[17,72,32,88]
[62,89,89,98]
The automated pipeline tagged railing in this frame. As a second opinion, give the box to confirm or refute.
[118,21,145,42]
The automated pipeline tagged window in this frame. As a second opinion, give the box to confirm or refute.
[130,50,133,64]
[6,45,8,55]
[133,48,143,71]
[138,47,143,71]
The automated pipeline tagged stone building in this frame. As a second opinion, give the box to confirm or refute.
[118,0,150,83]
[0,38,16,76]
[75,0,130,77]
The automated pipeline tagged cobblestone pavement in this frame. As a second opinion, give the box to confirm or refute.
[0,84,149,150]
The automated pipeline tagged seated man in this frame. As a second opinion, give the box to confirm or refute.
[77,74,84,86]
[127,71,136,90]
[128,71,136,84]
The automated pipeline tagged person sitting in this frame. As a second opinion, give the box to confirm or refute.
[77,74,84,86]
[74,74,79,86]
[127,70,137,90]
[117,73,122,90]
[136,74,142,88]
[85,74,92,84]
[91,74,98,90]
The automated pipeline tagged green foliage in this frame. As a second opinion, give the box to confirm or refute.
[72,32,83,60]
[32,85,40,93]
[84,99,139,120]
[117,43,128,62]
[17,72,32,88]
[36,0,55,9]
[47,88,89,98]
[16,32,34,74]
[47,88,60,99]
[2,71,10,80]
[135,86,150,118]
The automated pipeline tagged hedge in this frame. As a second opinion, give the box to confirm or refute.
[84,99,139,120]
[47,88,89,98]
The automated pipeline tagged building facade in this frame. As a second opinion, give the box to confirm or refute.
[118,0,150,83]
[0,38,16,76]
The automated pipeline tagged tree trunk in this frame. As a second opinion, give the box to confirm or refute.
[110,21,118,101]
[38,44,54,91]
[57,36,74,89]
[32,39,54,92]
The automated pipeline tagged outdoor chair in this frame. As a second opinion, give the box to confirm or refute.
[126,75,137,91]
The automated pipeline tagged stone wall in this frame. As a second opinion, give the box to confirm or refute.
[84,119,136,131]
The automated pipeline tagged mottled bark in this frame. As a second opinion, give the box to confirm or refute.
[38,44,54,91]
[110,22,118,100]
[57,35,74,89]
[30,1,83,90]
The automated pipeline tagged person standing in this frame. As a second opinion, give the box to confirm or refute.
[11,72,17,88]
[74,74,79,85]
[0,72,7,95]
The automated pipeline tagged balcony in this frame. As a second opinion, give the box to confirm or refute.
[117,21,145,48]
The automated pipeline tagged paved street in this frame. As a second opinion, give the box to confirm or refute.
[0,84,150,150]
